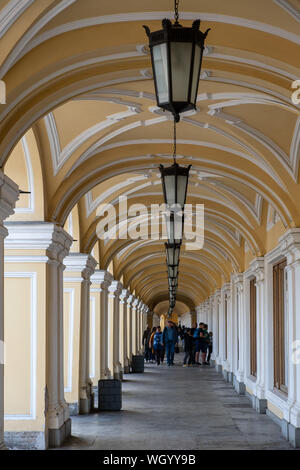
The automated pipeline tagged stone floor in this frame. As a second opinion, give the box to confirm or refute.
[59,354,293,450]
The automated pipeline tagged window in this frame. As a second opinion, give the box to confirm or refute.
[250,278,257,377]
[273,259,288,393]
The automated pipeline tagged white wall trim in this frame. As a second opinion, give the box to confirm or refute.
[4,272,37,421]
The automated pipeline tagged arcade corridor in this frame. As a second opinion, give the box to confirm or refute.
[58,356,292,451]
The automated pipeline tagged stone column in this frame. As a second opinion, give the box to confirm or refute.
[212,290,221,371]
[0,172,19,450]
[126,295,134,366]
[232,274,246,394]
[63,254,97,414]
[46,227,73,446]
[119,289,130,374]
[252,258,267,413]
[132,298,139,356]
[220,283,230,381]
[108,281,122,380]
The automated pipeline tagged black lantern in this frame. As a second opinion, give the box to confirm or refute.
[165,242,180,266]
[143,5,210,122]
[160,163,191,210]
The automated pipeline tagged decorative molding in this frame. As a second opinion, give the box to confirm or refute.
[4,222,72,258]
[64,253,97,279]
[14,135,35,213]
[290,116,300,180]
[4,272,37,421]
[16,11,300,66]
[0,0,77,79]
[45,104,140,176]
[0,0,34,39]
[273,0,300,22]
[0,170,19,223]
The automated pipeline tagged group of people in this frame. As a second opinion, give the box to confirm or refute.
[143,320,213,368]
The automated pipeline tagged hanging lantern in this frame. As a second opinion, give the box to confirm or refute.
[143,7,210,122]
[165,242,181,266]
[160,162,191,210]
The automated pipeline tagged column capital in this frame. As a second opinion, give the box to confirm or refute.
[4,222,73,262]
[132,297,140,309]
[90,269,113,290]
[108,280,123,297]
[0,170,19,223]
[221,283,231,295]
[279,228,300,264]
[120,288,130,303]
[64,253,97,280]
[248,257,265,281]
[214,289,222,303]
[127,294,134,307]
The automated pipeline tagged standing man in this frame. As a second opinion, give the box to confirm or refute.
[163,320,178,366]
[143,324,151,363]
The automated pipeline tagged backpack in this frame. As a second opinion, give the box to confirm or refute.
[193,328,200,339]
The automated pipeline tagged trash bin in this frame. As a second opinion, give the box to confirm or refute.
[98,379,122,411]
[131,355,144,373]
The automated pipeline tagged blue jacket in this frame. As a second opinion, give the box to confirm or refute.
[163,326,178,344]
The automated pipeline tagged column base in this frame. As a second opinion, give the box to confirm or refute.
[79,396,92,414]
[4,431,46,450]
[48,418,72,448]
[0,442,7,450]
[222,369,233,383]
[124,365,130,374]
[251,396,267,414]
[288,423,300,448]
[233,376,246,395]
[215,364,222,374]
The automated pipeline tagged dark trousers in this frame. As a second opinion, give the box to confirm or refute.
[183,350,193,365]
[154,347,164,365]
[191,343,196,364]
[207,345,213,363]
[144,345,151,361]
[166,341,175,365]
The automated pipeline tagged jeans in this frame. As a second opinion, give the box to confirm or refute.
[166,341,175,365]
[183,350,192,365]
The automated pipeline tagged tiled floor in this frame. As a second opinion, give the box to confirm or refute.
[59,355,293,450]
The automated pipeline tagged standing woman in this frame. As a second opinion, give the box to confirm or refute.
[153,326,164,365]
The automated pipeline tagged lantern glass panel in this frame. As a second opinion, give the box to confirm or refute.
[153,44,169,105]
[164,173,176,206]
[170,42,193,103]
[191,44,202,104]
[177,174,189,209]
[165,213,183,245]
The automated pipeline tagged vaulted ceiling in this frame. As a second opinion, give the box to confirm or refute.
[1,0,300,314]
